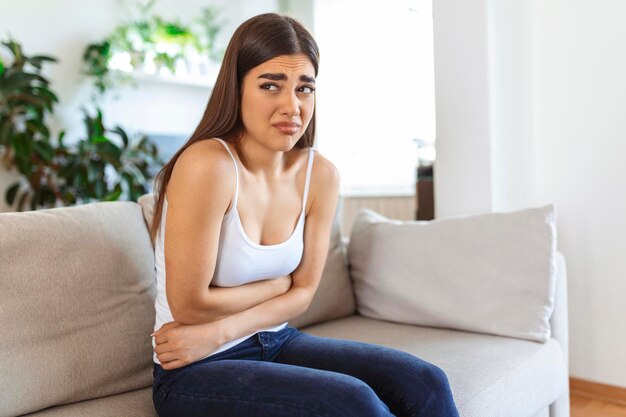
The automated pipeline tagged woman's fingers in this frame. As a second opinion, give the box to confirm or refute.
[156,350,178,363]
[151,321,181,337]
[154,341,171,355]
[154,332,168,345]
[160,359,187,371]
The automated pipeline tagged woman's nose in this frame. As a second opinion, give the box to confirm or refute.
[280,91,300,116]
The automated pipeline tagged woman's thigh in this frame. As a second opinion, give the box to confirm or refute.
[274,331,459,417]
[153,359,395,417]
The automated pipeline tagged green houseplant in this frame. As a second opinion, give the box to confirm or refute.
[0,38,163,211]
[0,39,60,209]
[83,0,224,84]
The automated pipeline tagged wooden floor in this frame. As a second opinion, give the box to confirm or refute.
[571,393,626,417]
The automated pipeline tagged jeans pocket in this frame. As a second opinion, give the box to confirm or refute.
[153,364,164,390]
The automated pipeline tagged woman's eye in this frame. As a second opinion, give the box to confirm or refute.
[260,83,279,91]
[298,85,316,94]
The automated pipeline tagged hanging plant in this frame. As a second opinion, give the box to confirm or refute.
[85,1,225,82]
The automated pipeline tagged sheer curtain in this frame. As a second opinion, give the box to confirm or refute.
[312,0,435,196]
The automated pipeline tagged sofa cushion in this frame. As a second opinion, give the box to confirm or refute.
[21,387,156,417]
[301,315,568,417]
[0,202,156,417]
[137,193,356,329]
[348,206,557,342]
[290,197,356,328]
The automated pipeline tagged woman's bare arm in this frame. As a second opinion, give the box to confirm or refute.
[164,141,281,325]
[173,275,292,325]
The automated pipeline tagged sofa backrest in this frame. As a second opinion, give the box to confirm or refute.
[0,202,156,417]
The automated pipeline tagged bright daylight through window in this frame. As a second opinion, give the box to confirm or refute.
[313,0,436,196]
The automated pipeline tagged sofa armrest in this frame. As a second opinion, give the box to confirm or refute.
[551,251,569,369]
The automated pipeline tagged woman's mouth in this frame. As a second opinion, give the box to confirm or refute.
[272,122,301,134]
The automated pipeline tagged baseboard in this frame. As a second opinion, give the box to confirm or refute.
[570,377,626,406]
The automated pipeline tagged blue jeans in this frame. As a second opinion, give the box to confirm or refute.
[152,325,459,417]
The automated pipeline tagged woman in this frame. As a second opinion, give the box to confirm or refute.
[149,13,459,417]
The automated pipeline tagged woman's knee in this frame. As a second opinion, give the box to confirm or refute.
[424,363,452,392]
[407,361,458,414]
[329,377,393,417]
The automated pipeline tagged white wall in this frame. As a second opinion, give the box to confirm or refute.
[0,0,280,212]
[432,0,494,217]
[534,0,626,388]
[434,0,626,387]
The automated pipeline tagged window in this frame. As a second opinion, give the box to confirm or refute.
[313,0,436,196]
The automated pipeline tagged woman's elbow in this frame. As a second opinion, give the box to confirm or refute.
[169,297,203,324]
[169,303,196,324]
[293,286,316,315]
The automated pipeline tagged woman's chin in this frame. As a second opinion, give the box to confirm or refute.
[271,133,302,150]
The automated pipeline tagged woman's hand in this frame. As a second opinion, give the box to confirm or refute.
[274,274,293,295]
[152,320,223,370]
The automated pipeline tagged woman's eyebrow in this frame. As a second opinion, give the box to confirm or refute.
[258,73,316,83]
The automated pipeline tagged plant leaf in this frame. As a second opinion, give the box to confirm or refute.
[6,93,49,109]
[112,126,129,148]
[57,130,66,148]
[0,72,46,92]
[6,182,20,205]
[28,55,57,71]
[92,135,111,144]
[103,184,123,201]
[32,86,59,104]
[25,120,50,138]
[17,189,29,212]
[32,140,54,161]
[0,119,12,147]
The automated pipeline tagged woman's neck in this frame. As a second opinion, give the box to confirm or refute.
[233,136,298,181]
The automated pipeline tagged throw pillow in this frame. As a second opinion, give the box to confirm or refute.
[347,205,557,342]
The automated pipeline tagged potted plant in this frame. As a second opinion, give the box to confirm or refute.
[1,38,164,210]
[0,39,59,209]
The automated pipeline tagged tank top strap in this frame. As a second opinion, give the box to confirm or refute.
[302,148,315,212]
[211,138,239,209]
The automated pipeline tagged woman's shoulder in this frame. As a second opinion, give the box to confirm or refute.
[168,139,236,201]
[306,149,340,213]
[310,149,340,184]
[174,138,235,176]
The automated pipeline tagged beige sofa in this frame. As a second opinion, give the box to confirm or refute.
[0,196,569,417]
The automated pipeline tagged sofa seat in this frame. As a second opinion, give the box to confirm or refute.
[301,315,568,417]
[20,314,566,417]
[21,387,157,417]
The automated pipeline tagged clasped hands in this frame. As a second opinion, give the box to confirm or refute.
[152,274,292,370]
[152,319,223,370]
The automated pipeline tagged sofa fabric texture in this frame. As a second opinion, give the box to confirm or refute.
[20,388,155,417]
[0,203,157,417]
[348,205,558,343]
[303,316,567,417]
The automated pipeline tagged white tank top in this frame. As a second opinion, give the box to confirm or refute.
[152,138,316,364]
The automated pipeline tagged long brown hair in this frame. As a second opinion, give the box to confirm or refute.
[149,13,320,244]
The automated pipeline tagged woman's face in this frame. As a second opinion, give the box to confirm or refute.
[239,53,316,151]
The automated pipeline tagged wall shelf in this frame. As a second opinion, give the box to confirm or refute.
[113,69,215,89]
